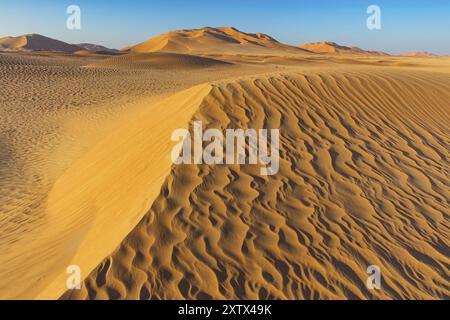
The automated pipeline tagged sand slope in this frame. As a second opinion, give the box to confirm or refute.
[32,85,212,299]
[64,68,450,300]
[1,51,275,299]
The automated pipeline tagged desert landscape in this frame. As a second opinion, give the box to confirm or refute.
[0,26,449,300]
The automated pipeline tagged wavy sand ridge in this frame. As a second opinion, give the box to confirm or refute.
[64,69,450,300]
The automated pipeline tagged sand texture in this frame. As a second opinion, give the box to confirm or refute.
[0,29,449,300]
[65,69,449,300]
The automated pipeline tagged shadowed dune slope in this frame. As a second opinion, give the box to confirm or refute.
[88,52,232,70]
[65,69,449,300]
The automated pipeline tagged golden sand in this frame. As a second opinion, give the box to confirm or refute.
[0,28,449,300]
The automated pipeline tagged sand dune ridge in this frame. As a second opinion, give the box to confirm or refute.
[64,69,449,300]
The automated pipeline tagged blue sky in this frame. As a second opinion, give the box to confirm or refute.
[0,0,449,54]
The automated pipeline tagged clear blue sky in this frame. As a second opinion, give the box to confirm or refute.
[1,0,449,54]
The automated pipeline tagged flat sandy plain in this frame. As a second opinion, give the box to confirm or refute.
[0,28,449,300]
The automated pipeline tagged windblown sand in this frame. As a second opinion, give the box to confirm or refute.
[0,48,449,299]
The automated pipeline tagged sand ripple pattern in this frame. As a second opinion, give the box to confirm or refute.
[65,70,449,300]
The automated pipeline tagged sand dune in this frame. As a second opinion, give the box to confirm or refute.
[64,68,449,300]
[400,51,438,58]
[33,85,212,299]
[0,34,82,53]
[0,34,119,55]
[128,27,310,55]
[299,42,387,56]
[0,50,276,299]
[76,43,119,54]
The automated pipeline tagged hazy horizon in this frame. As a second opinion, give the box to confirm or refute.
[1,0,449,54]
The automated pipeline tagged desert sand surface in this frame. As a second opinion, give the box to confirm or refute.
[0,27,449,300]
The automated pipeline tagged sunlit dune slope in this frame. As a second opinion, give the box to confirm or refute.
[0,82,211,299]
[65,68,450,300]
[33,84,212,300]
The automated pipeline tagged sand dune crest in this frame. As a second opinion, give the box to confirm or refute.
[64,69,450,300]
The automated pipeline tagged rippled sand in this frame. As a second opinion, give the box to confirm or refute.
[0,49,449,299]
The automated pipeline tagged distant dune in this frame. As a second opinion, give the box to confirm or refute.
[0,34,82,53]
[76,43,120,54]
[400,51,438,57]
[0,34,120,55]
[128,27,310,55]
[299,41,387,56]
[73,50,121,57]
